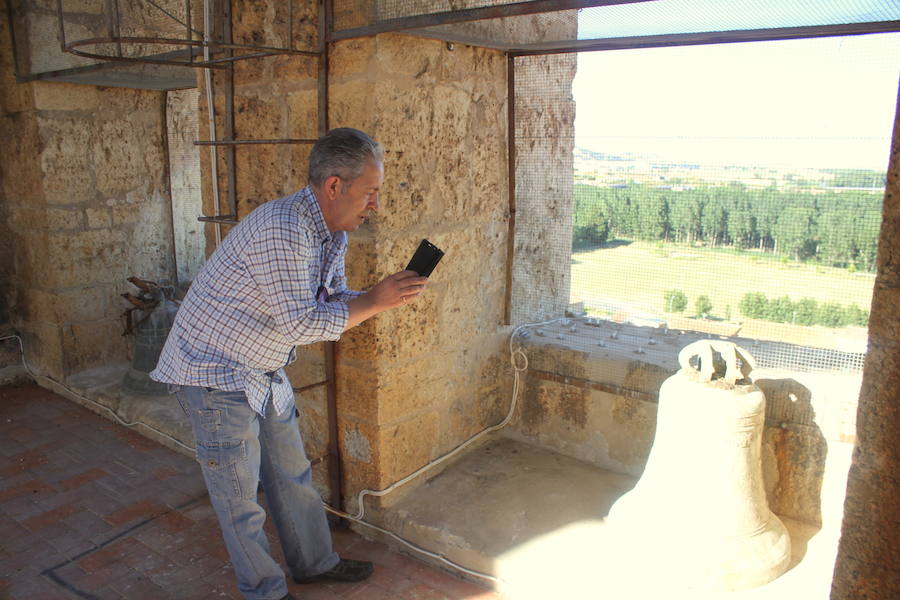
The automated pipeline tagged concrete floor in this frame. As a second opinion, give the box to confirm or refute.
[31,364,845,600]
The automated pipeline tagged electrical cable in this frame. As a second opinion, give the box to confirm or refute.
[1,318,566,586]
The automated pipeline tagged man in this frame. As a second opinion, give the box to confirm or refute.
[151,128,426,600]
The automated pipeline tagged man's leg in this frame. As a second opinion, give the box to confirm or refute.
[177,386,288,600]
[257,400,339,579]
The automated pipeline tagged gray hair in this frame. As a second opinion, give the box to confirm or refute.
[308,128,383,187]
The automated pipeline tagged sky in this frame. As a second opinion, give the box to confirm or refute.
[573,32,900,170]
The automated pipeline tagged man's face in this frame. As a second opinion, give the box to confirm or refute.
[329,159,384,232]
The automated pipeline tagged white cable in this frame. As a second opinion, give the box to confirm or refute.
[0,334,195,453]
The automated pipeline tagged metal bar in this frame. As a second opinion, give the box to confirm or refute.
[65,46,222,69]
[508,20,900,56]
[504,54,517,326]
[329,0,651,40]
[112,0,122,58]
[194,138,318,145]
[317,0,330,136]
[325,340,343,513]
[223,0,237,219]
[292,380,328,393]
[288,0,294,52]
[7,0,26,80]
[185,0,193,65]
[56,0,66,53]
[197,215,238,224]
[64,37,319,58]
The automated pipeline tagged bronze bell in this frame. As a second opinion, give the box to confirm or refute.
[606,340,791,592]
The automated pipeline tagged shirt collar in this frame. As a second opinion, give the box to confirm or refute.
[302,185,333,246]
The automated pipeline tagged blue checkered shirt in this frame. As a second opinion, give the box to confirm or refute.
[150,186,362,416]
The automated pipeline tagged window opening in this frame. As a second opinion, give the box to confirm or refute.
[514,32,900,373]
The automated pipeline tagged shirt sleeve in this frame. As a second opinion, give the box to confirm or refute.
[328,253,364,303]
[244,220,349,344]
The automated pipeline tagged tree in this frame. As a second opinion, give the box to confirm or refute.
[794,298,818,326]
[739,292,767,319]
[695,295,713,318]
[663,289,688,313]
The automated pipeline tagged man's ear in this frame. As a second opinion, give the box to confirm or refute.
[323,175,341,200]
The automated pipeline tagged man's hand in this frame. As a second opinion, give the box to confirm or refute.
[345,270,428,330]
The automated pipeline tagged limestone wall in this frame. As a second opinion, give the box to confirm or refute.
[0,10,175,380]
[831,84,900,600]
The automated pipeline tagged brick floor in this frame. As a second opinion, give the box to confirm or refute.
[0,384,504,600]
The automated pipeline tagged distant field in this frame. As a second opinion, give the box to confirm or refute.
[570,240,875,346]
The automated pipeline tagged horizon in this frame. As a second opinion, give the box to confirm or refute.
[573,32,900,171]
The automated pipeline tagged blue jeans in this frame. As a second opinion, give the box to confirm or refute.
[176,386,339,600]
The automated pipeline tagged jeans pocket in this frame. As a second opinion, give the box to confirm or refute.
[197,440,250,498]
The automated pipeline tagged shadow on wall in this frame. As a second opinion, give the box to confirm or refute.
[756,377,827,533]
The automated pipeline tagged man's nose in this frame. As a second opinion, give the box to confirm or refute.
[370,193,379,211]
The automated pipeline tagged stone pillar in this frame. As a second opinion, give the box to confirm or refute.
[329,33,513,507]
[830,85,900,598]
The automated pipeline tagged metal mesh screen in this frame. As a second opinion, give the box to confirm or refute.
[513,32,900,374]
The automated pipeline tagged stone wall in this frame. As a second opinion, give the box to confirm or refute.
[0,9,175,380]
[831,84,900,600]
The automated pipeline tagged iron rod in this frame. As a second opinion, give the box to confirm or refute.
[329,0,650,40]
[508,20,900,56]
[504,54,517,326]
[194,138,318,145]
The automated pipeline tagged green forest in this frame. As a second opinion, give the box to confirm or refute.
[573,181,883,272]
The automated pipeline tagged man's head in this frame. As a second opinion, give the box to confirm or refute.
[310,128,385,232]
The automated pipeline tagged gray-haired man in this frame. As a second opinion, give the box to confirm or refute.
[151,128,426,600]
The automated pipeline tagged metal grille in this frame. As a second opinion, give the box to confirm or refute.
[512,33,898,374]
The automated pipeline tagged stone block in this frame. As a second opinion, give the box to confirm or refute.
[327,79,375,133]
[37,114,96,204]
[336,361,379,423]
[377,410,441,486]
[373,34,442,80]
[32,82,98,111]
[330,37,375,81]
[284,144,312,195]
[0,114,43,200]
[234,145,288,216]
[62,318,127,375]
[23,321,64,380]
[284,343,327,389]
[85,207,112,229]
[93,112,165,196]
[761,423,827,526]
[272,55,318,82]
[9,206,82,231]
[234,90,282,141]
[284,88,317,139]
